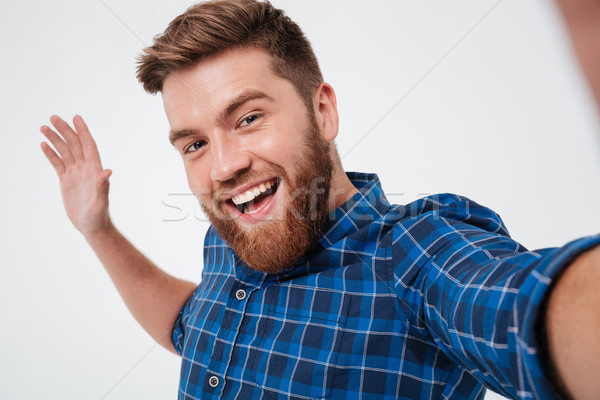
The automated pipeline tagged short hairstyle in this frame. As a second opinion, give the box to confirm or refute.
[136,0,323,108]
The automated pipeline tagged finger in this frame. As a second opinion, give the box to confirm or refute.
[40,142,66,175]
[73,115,101,162]
[50,115,84,161]
[40,124,75,165]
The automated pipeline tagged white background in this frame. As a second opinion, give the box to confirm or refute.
[1,1,599,399]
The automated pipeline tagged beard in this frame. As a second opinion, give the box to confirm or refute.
[200,115,333,274]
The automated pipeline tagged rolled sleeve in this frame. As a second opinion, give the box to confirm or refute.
[172,287,198,355]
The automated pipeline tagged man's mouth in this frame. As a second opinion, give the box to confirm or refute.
[228,178,280,215]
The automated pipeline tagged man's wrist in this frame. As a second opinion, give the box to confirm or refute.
[82,218,118,245]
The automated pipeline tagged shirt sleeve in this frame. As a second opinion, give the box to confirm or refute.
[172,226,217,354]
[391,193,600,400]
[172,285,200,355]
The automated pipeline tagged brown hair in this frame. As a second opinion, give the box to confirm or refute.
[136,0,323,108]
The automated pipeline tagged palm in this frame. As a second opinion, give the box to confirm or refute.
[41,115,112,234]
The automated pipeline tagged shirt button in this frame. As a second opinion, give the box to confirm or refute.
[209,375,220,388]
[235,289,246,300]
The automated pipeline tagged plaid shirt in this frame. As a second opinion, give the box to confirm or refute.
[173,172,600,400]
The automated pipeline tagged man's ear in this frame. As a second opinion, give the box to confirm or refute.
[312,83,339,142]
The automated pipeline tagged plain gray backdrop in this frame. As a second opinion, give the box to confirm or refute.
[1,1,599,399]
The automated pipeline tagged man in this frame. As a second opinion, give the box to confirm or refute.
[39,1,600,399]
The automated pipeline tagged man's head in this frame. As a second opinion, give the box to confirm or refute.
[136,0,323,111]
[136,1,355,273]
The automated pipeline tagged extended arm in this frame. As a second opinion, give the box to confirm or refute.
[40,115,196,353]
[391,194,600,399]
[546,245,600,400]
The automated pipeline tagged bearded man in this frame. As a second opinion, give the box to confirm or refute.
[40,1,600,399]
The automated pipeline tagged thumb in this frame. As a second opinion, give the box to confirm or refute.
[95,169,112,195]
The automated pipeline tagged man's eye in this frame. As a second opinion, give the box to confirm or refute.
[185,140,207,153]
[239,115,259,127]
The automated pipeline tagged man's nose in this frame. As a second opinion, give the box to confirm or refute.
[210,132,252,182]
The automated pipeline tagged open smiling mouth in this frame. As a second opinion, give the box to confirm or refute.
[228,178,280,215]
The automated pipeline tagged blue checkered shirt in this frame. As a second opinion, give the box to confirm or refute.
[173,172,600,400]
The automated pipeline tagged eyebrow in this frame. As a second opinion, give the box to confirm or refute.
[169,127,202,146]
[168,89,274,146]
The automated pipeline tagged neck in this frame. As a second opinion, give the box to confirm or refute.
[327,168,358,212]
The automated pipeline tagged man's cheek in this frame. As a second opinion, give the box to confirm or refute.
[194,189,213,206]
[185,170,208,196]
[186,179,212,205]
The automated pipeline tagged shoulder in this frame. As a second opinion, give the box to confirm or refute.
[387,193,510,238]
[382,193,519,270]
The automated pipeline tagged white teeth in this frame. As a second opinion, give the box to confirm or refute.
[231,179,276,205]
[235,193,246,205]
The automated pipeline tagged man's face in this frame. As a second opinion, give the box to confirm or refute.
[162,47,333,273]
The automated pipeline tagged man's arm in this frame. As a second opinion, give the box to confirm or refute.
[546,245,600,400]
[83,222,196,353]
[391,194,600,399]
[40,115,196,354]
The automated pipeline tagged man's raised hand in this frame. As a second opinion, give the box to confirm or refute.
[40,115,113,235]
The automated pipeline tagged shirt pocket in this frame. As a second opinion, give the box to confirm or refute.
[249,285,351,399]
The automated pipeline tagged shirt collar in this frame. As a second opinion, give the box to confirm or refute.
[318,172,391,248]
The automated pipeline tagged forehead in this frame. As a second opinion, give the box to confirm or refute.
[161,47,296,120]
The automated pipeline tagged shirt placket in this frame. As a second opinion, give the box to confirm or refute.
[203,270,264,399]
